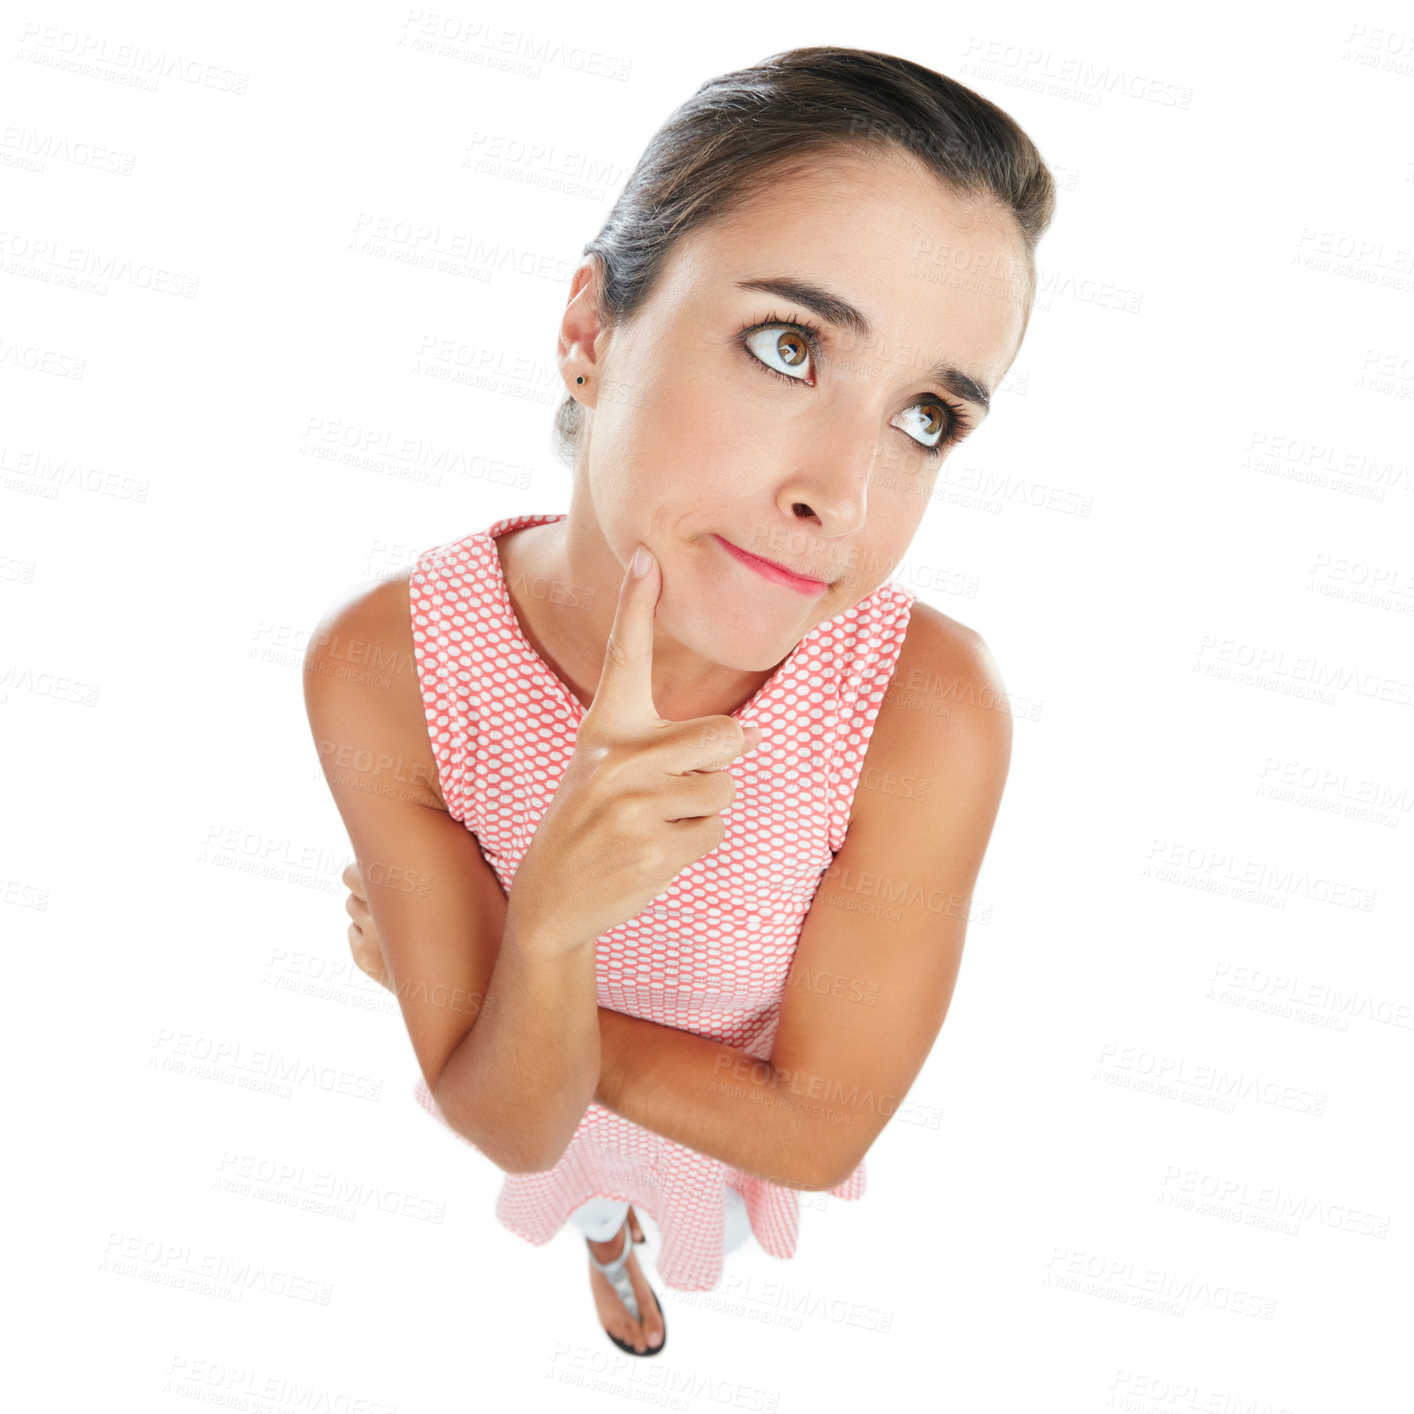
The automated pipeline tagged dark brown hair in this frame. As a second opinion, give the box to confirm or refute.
[553,46,1056,465]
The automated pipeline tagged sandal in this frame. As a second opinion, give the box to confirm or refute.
[586,1223,667,1357]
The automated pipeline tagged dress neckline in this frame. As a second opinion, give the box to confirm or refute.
[483,512,819,726]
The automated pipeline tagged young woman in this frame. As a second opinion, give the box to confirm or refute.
[304,46,1054,1357]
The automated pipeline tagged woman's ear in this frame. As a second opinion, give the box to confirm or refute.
[557,255,608,403]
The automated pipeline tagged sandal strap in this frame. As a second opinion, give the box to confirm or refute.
[586,1224,640,1323]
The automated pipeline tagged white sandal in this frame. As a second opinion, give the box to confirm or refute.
[586,1223,667,1357]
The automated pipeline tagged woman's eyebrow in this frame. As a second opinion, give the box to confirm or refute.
[734,275,992,417]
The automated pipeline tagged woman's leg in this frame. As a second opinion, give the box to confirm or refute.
[573,1190,748,1253]
[576,1198,666,1352]
[568,1196,631,1244]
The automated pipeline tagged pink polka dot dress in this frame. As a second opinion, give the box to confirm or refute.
[407,512,916,1292]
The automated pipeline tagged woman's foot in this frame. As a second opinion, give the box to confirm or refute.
[586,1218,664,1353]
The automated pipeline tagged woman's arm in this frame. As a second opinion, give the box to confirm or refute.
[342,897,810,1186]
[597,611,1011,1193]
[593,1007,821,1188]
[342,609,1006,1192]
[309,578,599,1174]
[345,880,813,1185]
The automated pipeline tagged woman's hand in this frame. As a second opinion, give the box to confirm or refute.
[341,545,761,977]
[502,544,762,955]
[343,860,394,991]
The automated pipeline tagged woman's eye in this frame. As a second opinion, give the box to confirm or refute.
[745,326,812,380]
[892,401,948,451]
[743,327,954,454]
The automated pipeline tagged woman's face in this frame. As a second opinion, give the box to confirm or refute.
[572,144,1030,673]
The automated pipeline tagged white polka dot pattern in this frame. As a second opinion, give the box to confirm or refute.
[407,512,916,1292]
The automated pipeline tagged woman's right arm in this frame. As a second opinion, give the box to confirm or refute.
[309,546,758,1169]
[301,574,599,1173]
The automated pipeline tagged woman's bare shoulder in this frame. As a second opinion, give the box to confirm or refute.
[860,598,1011,797]
[302,569,447,813]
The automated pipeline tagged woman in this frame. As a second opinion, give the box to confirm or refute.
[304,46,1054,1357]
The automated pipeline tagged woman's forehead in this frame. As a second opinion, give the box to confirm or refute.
[649,166,1028,370]
[727,146,1002,231]
[673,153,1021,288]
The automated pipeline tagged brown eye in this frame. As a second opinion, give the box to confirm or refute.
[744,325,814,381]
[775,330,808,367]
[892,400,950,451]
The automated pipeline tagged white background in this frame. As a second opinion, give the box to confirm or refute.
[5,2,1411,1410]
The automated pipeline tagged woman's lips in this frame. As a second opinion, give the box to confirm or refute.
[712,534,830,596]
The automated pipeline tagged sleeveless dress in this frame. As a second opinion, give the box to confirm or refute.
[406,511,916,1292]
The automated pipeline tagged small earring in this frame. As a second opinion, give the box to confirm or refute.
[576,375,586,385]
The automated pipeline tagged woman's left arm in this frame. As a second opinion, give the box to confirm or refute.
[595,611,1013,1192]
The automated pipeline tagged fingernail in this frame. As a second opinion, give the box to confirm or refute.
[631,545,651,579]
